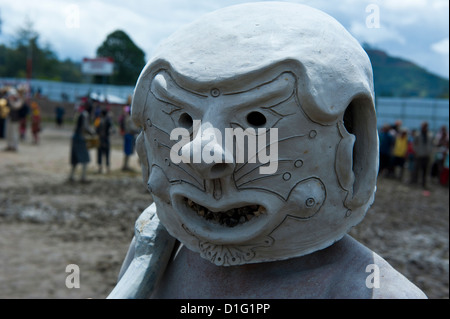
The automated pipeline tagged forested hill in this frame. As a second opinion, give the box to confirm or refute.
[365,48,449,99]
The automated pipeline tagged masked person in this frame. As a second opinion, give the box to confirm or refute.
[109,3,426,299]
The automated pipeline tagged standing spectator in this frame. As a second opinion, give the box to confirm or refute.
[122,106,140,171]
[0,95,9,139]
[93,102,102,122]
[96,109,113,174]
[5,88,24,152]
[17,85,29,141]
[69,103,95,182]
[118,96,133,136]
[431,125,449,181]
[118,105,127,136]
[434,125,449,146]
[30,101,41,144]
[19,101,30,141]
[378,124,394,176]
[18,100,30,140]
[410,121,434,189]
[55,105,65,127]
[390,120,403,136]
[440,141,449,186]
[406,129,416,179]
[392,128,408,181]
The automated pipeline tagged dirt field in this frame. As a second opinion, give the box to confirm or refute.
[0,123,448,299]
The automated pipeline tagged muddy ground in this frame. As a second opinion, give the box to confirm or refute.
[0,124,448,299]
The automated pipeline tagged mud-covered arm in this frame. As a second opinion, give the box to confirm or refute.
[117,236,136,281]
[107,204,177,299]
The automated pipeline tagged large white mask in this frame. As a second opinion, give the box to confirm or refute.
[132,2,378,266]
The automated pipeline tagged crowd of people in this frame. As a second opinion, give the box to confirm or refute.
[0,85,42,151]
[68,96,140,183]
[379,120,449,189]
[1,84,141,183]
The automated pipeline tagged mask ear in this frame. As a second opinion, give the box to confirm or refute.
[335,121,355,193]
[337,96,378,211]
[135,132,150,187]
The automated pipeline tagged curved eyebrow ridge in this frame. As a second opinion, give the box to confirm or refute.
[151,71,207,107]
[223,72,296,109]
[150,70,296,110]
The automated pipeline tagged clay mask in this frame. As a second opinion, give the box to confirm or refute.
[132,2,378,266]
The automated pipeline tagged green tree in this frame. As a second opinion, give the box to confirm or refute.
[0,19,82,82]
[58,59,83,83]
[0,19,37,78]
[96,30,146,85]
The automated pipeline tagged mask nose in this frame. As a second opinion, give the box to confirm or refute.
[180,122,235,180]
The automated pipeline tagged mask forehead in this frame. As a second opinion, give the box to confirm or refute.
[138,2,373,125]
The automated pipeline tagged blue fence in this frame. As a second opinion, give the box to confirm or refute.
[376,97,449,133]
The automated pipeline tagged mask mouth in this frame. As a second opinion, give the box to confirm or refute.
[184,197,266,227]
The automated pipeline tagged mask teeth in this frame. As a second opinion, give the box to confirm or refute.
[185,198,265,227]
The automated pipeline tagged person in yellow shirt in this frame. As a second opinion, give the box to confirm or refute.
[0,97,10,139]
[392,129,409,181]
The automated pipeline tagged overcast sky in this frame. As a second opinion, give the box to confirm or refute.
[0,0,448,79]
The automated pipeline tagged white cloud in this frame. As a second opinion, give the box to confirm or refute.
[431,38,449,55]
[349,21,406,45]
[380,0,428,10]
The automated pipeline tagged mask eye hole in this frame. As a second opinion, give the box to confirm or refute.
[246,111,267,127]
[178,112,193,129]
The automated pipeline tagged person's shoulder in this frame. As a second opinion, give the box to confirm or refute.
[371,252,427,299]
[332,236,427,299]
